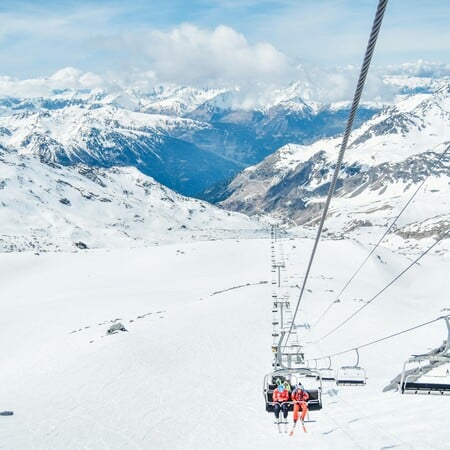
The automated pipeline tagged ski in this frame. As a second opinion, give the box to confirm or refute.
[276,418,282,433]
[289,421,297,436]
[290,419,307,435]
[301,419,308,433]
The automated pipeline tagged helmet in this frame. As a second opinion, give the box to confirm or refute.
[297,383,304,390]
[277,385,285,393]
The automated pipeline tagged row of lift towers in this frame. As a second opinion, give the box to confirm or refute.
[264,225,323,415]
[264,225,450,417]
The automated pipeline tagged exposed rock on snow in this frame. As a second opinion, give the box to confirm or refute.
[107,323,128,334]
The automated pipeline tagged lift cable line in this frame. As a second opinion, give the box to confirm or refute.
[304,142,450,338]
[283,0,389,352]
[307,315,449,363]
[313,229,449,344]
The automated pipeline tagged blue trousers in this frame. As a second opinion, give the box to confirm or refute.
[274,403,288,419]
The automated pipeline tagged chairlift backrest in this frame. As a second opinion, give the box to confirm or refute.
[336,366,367,386]
[399,316,450,395]
[318,368,336,382]
[336,349,367,386]
[317,357,336,381]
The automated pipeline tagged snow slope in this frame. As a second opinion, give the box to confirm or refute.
[1,236,449,449]
[0,150,262,252]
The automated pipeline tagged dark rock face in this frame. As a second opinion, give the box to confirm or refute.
[221,150,450,224]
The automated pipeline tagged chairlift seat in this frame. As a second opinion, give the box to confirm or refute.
[337,378,366,386]
[336,366,366,386]
[305,389,322,411]
[401,381,450,394]
[319,375,336,382]
[399,316,450,395]
[317,368,336,382]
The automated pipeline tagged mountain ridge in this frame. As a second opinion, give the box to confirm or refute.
[217,80,450,241]
[0,147,263,253]
[0,82,383,196]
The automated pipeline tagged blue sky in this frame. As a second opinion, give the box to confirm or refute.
[0,0,449,85]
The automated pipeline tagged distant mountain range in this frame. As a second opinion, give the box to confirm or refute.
[217,79,450,241]
[0,82,381,196]
[0,75,448,251]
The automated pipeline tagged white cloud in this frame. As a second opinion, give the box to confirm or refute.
[385,60,450,78]
[0,59,447,107]
[0,67,109,97]
[127,24,291,87]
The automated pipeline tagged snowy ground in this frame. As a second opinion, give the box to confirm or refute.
[1,237,449,449]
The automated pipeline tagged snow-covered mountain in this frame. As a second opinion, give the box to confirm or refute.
[1,75,448,254]
[0,83,380,196]
[217,80,450,241]
[0,147,263,253]
[0,100,241,196]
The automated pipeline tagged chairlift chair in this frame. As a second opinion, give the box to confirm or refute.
[305,359,319,377]
[263,368,323,414]
[336,349,367,386]
[317,357,336,382]
[400,316,450,395]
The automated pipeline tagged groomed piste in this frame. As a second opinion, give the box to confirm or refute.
[1,236,449,449]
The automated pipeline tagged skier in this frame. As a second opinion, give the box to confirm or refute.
[291,383,309,424]
[272,384,290,422]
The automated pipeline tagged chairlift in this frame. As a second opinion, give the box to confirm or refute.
[400,316,450,395]
[336,348,367,386]
[263,368,323,414]
[304,359,318,378]
[317,357,336,382]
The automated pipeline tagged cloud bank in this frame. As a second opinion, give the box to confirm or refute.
[0,22,448,107]
[121,24,291,87]
[0,68,108,98]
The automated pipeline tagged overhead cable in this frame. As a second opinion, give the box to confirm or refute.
[307,315,448,362]
[284,0,389,350]
[314,229,449,344]
[304,142,450,337]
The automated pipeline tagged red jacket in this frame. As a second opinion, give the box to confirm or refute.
[291,389,309,403]
[273,388,290,402]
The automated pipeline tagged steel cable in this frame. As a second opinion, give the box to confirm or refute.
[304,142,450,338]
[283,0,389,352]
[314,229,449,344]
[308,315,448,362]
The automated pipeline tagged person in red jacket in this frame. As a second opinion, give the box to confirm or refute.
[272,384,290,422]
[291,383,309,423]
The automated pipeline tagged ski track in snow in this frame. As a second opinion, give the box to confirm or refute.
[0,237,449,449]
